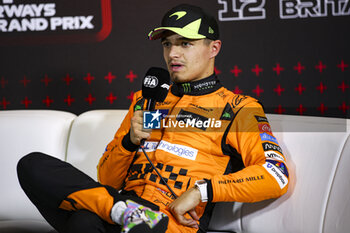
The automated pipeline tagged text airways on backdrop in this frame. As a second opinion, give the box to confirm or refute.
[0,0,94,32]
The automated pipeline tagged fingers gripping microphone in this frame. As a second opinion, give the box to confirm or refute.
[142,67,170,111]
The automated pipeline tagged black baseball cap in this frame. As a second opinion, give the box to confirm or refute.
[148,4,219,41]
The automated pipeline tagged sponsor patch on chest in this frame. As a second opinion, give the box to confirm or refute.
[157,140,198,161]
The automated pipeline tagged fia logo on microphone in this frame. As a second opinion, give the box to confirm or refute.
[144,76,159,88]
[143,110,168,129]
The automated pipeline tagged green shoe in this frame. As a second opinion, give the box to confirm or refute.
[121,200,168,233]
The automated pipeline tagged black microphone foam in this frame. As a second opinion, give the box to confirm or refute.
[142,67,170,106]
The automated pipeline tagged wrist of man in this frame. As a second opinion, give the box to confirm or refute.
[195,180,208,202]
[121,131,139,152]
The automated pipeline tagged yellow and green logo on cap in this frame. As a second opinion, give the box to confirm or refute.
[170,11,187,20]
[148,4,219,40]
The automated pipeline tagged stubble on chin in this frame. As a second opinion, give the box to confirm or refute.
[171,75,179,83]
[168,72,178,83]
[170,74,186,84]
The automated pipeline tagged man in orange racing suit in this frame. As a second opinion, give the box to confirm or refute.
[17,4,289,233]
[98,3,289,232]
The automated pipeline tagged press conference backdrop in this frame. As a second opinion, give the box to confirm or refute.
[0,0,349,118]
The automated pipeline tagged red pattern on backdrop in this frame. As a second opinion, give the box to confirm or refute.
[315,61,327,73]
[106,92,117,104]
[233,86,243,94]
[252,84,264,97]
[0,62,348,117]
[84,73,95,85]
[273,63,284,75]
[63,74,74,85]
[127,91,135,101]
[214,67,221,75]
[294,62,305,74]
[338,81,349,92]
[43,96,54,107]
[20,76,31,87]
[252,64,263,76]
[1,77,9,88]
[41,75,52,86]
[295,83,306,95]
[126,70,137,82]
[105,72,116,84]
[337,60,348,72]
[230,65,242,77]
[274,84,285,96]
[21,97,32,108]
[85,94,96,105]
[64,94,75,106]
[0,97,10,109]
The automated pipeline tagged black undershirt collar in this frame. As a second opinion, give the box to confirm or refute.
[170,74,223,97]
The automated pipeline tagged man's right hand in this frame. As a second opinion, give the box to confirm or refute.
[130,111,151,145]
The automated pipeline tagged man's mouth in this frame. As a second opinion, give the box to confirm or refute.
[170,62,184,72]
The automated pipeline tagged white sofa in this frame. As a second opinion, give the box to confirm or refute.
[0,110,349,233]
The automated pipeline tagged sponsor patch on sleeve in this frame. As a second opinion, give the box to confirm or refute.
[266,159,289,178]
[262,142,283,154]
[258,123,272,133]
[263,161,288,189]
[255,115,268,123]
[265,151,285,162]
[260,133,279,144]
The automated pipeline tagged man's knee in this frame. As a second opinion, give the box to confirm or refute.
[17,152,46,180]
[17,152,58,192]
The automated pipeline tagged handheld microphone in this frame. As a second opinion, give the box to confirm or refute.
[139,67,176,197]
[139,68,205,231]
[142,67,170,111]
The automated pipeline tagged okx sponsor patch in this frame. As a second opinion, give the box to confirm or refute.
[260,133,279,144]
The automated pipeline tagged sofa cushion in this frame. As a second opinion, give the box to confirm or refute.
[209,115,349,233]
[0,110,76,224]
[66,110,128,180]
[323,120,350,233]
[0,220,56,233]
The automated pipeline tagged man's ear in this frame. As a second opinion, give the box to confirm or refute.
[210,40,222,58]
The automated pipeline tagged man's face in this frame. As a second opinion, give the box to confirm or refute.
[161,32,214,83]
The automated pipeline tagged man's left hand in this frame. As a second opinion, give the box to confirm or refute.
[168,187,201,229]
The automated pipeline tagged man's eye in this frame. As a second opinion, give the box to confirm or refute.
[182,42,191,47]
[162,42,171,47]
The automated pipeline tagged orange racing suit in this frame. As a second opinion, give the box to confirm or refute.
[61,74,289,232]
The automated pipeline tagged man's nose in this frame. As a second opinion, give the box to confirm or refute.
[169,45,181,59]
